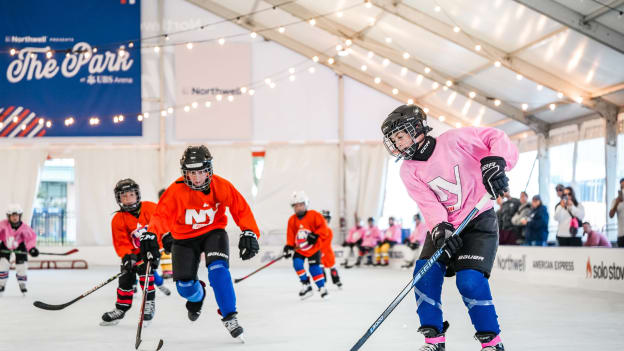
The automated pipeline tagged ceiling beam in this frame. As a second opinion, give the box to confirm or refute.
[264,0,547,132]
[512,0,624,54]
[583,0,624,22]
[372,0,618,115]
[185,0,469,129]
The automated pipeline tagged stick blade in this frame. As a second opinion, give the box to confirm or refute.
[33,300,68,311]
[136,339,164,351]
[234,278,242,284]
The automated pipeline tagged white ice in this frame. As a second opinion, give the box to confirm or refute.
[1,265,623,351]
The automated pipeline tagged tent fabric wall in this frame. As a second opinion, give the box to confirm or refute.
[0,148,47,224]
[254,144,340,244]
[73,148,160,246]
[345,144,390,231]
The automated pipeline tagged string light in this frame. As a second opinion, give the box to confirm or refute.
[186,42,193,50]
[164,34,170,41]
[328,57,335,64]
[392,88,399,95]
[205,101,212,108]
[128,42,134,48]
[137,115,143,122]
[167,107,174,114]
[93,47,98,53]
[400,67,408,76]
[516,74,523,80]
[439,115,445,121]
[118,114,124,121]
[154,46,160,53]
[228,95,234,102]
[184,105,190,112]
[403,52,410,59]
[374,77,381,84]
[424,67,431,74]
[218,38,225,45]
[46,120,52,128]
[289,75,296,81]
[248,89,256,95]
[365,0,372,8]
[494,99,501,106]
[494,61,501,67]
[549,103,556,111]
[537,84,543,91]
[269,82,276,88]
[336,44,343,51]
[345,39,352,46]
[453,26,461,33]
[46,51,53,59]
[367,51,374,59]
[250,32,257,39]
[557,92,563,99]
[475,44,481,51]
[442,86,448,91]
[289,67,295,74]
[445,80,453,87]
[278,27,285,33]
[144,112,150,119]
[113,115,119,124]
[192,101,198,109]
[382,58,389,66]
[407,98,414,104]
[308,67,316,74]
[455,122,462,128]
[216,94,223,101]
[469,91,476,99]
[10,48,16,56]
[423,107,429,113]
[522,103,528,111]
[574,96,583,104]
[312,56,319,62]
[435,6,441,12]
[13,116,18,123]
[38,118,44,125]
[432,82,439,89]
[337,11,343,17]
[385,37,392,44]
[161,110,167,117]
[240,86,248,94]
[309,19,316,26]
[368,17,376,25]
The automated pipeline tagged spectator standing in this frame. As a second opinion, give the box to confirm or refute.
[554,186,584,246]
[524,195,549,246]
[511,191,532,243]
[608,178,624,247]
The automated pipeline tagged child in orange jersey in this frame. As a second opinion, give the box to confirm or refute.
[140,146,260,342]
[101,179,161,326]
[283,191,330,299]
[320,210,342,288]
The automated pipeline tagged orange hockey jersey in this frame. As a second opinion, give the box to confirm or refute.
[148,174,260,240]
[286,210,330,257]
[111,201,157,258]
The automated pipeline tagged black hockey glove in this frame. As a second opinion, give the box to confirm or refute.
[306,232,319,245]
[139,232,161,269]
[342,240,349,247]
[283,245,294,258]
[28,247,39,257]
[480,156,509,199]
[161,233,174,254]
[239,230,259,260]
[431,222,463,265]
[121,253,137,273]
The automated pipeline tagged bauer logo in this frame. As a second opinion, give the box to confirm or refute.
[586,258,624,280]
[496,254,526,272]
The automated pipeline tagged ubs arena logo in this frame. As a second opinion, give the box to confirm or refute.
[586,258,624,280]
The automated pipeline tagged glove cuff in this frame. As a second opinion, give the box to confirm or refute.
[480,156,506,168]
[240,230,257,240]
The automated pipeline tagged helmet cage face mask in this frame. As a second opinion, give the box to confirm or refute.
[115,186,141,212]
[182,162,213,191]
[382,121,421,160]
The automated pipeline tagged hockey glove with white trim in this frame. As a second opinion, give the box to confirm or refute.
[480,156,509,199]
[283,245,294,258]
[431,222,462,265]
[306,232,319,245]
[239,230,259,260]
[121,253,137,273]
[139,232,161,269]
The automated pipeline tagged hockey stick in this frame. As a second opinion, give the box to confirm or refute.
[1,248,79,256]
[234,253,287,284]
[349,194,490,351]
[33,259,146,311]
[135,254,164,351]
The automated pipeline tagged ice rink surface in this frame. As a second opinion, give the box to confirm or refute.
[2,265,623,351]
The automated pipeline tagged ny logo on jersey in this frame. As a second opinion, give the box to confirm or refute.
[427,165,462,212]
[185,204,220,229]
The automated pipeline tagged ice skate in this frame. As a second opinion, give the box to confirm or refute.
[100,308,126,326]
[157,284,171,296]
[417,321,449,351]
[299,280,313,300]
[18,281,27,296]
[143,300,155,324]
[318,286,329,299]
[475,332,505,351]
[222,312,244,342]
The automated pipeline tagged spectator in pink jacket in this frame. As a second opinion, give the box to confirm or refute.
[402,214,428,269]
[582,222,611,248]
[342,220,366,267]
[375,217,402,266]
[0,204,38,295]
[356,217,381,266]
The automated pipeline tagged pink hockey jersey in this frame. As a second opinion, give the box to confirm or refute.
[346,226,366,243]
[409,221,428,245]
[382,224,402,243]
[361,225,381,248]
[0,219,37,250]
[400,127,518,233]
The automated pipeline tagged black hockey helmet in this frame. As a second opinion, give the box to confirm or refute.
[381,104,432,160]
[180,145,213,191]
[114,178,141,212]
[321,209,331,223]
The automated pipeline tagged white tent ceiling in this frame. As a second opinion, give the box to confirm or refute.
[184,0,624,138]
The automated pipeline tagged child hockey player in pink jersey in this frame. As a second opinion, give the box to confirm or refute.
[381,104,518,350]
[0,204,38,295]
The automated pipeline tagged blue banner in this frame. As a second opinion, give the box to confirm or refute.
[0,0,141,138]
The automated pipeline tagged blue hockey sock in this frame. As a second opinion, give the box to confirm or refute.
[153,270,163,286]
[208,260,236,317]
[456,269,500,334]
[176,280,204,302]
[293,257,309,283]
[309,264,325,288]
[413,259,445,333]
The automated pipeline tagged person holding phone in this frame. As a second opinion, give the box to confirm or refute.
[609,178,624,247]
[554,187,584,246]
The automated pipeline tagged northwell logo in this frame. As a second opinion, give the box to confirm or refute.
[586,257,624,280]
